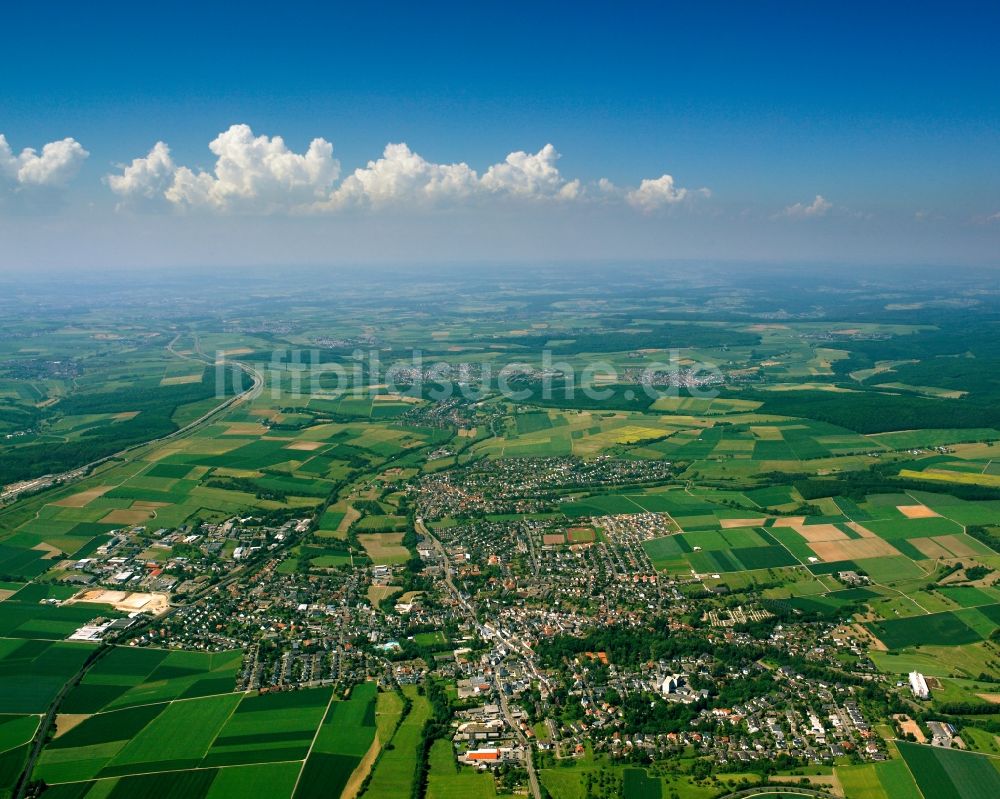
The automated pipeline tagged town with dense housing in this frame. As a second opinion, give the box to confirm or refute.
[0,265,998,799]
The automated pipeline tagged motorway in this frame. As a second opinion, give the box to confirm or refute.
[1,350,263,506]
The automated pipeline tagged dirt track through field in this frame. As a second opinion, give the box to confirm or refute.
[337,506,361,534]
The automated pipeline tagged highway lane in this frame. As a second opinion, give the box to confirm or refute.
[1,355,263,506]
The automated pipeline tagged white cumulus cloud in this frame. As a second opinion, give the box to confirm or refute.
[107,141,176,203]
[480,143,580,200]
[625,174,708,212]
[0,134,89,188]
[324,142,582,210]
[781,194,832,219]
[326,143,480,210]
[110,125,340,213]
[108,124,706,215]
[168,125,339,212]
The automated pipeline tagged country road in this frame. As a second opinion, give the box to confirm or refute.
[715,787,837,799]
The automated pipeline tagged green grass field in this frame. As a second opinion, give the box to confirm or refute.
[425,739,497,799]
[0,638,95,714]
[206,762,303,798]
[61,648,242,714]
[897,741,1000,799]
[202,686,332,767]
[0,601,120,641]
[622,767,662,799]
[101,692,242,775]
[36,687,342,790]
[0,714,39,754]
[36,693,242,784]
[837,759,923,799]
[867,610,984,649]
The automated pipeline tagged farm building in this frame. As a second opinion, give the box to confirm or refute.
[909,671,930,700]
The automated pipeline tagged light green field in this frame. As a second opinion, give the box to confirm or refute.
[870,643,997,678]
[206,762,303,799]
[364,687,430,798]
[107,692,242,768]
[837,758,923,799]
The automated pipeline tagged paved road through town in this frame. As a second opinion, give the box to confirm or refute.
[417,519,542,799]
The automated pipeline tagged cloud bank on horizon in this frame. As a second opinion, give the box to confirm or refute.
[4,126,997,233]
[104,124,706,214]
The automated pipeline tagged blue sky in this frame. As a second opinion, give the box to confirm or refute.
[1,1,998,269]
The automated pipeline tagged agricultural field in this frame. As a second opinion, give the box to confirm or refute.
[0,714,40,798]
[60,647,243,714]
[0,387,446,586]
[0,638,95,714]
[357,534,410,566]
[425,739,504,799]
[607,480,1000,657]
[836,759,922,799]
[294,682,377,799]
[897,741,1000,799]
[867,607,1000,650]
[32,683,379,799]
